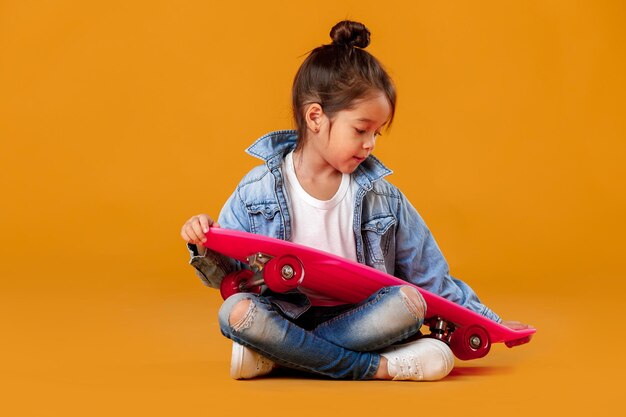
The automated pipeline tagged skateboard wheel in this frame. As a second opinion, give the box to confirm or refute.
[449,325,491,360]
[219,270,262,300]
[263,255,304,293]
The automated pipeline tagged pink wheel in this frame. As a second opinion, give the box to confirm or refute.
[220,270,262,300]
[449,325,491,360]
[263,255,304,293]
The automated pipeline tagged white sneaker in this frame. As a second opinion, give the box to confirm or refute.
[230,342,276,379]
[380,338,454,381]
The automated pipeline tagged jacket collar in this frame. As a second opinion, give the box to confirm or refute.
[246,130,393,188]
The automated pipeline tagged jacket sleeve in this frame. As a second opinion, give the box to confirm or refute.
[186,242,237,289]
[186,188,250,289]
[393,192,501,323]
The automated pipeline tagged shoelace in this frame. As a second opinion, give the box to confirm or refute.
[393,356,424,380]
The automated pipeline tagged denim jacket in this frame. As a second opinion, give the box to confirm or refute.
[188,130,501,323]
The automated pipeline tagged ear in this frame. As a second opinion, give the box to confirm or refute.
[305,103,325,133]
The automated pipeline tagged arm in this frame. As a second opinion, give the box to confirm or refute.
[181,190,251,288]
[181,214,234,288]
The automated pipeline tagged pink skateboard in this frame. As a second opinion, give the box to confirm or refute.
[203,228,535,360]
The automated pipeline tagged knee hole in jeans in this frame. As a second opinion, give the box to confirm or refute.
[228,299,257,331]
[399,285,426,320]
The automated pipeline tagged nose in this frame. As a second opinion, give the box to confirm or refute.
[363,135,376,151]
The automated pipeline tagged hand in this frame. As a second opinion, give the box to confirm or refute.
[501,320,534,331]
[181,214,220,246]
[501,320,535,348]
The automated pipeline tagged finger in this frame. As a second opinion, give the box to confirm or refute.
[190,220,207,243]
[181,229,197,244]
[198,215,212,233]
[183,219,204,243]
[213,222,221,228]
[502,320,527,330]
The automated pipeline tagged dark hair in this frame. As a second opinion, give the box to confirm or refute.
[292,20,397,149]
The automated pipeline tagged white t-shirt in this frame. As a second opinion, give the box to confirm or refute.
[283,151,358,306]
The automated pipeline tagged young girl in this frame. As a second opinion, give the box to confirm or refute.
[181,20,530,381]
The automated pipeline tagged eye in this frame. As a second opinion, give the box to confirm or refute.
[355,128,366,135]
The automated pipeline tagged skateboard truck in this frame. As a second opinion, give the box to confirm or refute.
[246,252,273,272]
[248,253,301,282]
[219,253,273,299]
[426,316,455,344]
[244,252,304,290]
[220,252,306,299]
[425,316,491,360]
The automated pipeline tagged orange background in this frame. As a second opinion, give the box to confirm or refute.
[1,1,624,416]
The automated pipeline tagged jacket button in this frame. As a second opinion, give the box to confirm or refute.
[376,222,382,230]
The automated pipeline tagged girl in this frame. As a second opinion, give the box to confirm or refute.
[181,20,530,381]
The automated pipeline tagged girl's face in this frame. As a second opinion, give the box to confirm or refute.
[314,92,392,174]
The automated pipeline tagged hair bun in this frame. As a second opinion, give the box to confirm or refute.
[330,20,370,48]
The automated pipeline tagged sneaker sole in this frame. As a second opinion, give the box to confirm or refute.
[230,342,245,380]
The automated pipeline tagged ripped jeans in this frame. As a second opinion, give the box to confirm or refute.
[217,285,425,380]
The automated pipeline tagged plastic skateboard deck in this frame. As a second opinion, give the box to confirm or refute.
[203,227,535,360]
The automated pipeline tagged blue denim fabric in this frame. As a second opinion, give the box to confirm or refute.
[189,130,501,323]
[218,286,425,380]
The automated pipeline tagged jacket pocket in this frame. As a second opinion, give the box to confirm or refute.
[361,214,396,264]
[246,203,281,235]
